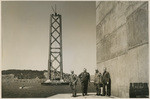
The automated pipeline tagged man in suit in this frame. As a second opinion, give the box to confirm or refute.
[102,67,111,96]
[69,71,78,97]
[79,68,90,96]
[94,69,103,96]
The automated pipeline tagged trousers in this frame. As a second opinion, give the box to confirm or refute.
[95,84,103,95]
[81,82,88,95]
[70,84,77,97]
[103,79,111,96]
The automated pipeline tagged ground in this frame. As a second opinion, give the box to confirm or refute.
[2,79,96,98]
[49,93,117,98]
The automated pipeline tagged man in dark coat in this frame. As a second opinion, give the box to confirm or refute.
[102,67,111,96]
[69,71,78,97]
[79,68,90,96]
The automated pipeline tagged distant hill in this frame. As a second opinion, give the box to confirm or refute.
[2,69,71,81]
[2,69,47,79]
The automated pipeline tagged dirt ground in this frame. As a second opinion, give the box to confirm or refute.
[2,79,96,98]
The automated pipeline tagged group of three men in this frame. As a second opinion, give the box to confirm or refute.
[69,67,111,97]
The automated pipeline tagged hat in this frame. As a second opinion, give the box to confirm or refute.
[95,69,98,71]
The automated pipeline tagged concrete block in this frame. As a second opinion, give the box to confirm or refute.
[116,15,126,29]
[97,2,127,40]
[127,2,148,49]
[125,1,147,18]
[97,32,118,63]
[117,54,130,97]
[115,2,130,18]
[96,23,104,44]
[97,44,148,98]
[96,1,101,9]
[116,25,128,56]
[97,25,128,63]
[137,44,149,83]
[103,10,117,36]
[96,42,102,63]
[96,1,117,25]
[109,58,119,97]
[126,47,139,83]
[117,54,128,85]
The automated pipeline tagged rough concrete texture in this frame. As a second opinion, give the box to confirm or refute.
[127,2,148,49]
[96,1,148,98]
[49,92,117,98]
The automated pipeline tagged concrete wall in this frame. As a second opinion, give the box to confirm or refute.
[96,1,148,97]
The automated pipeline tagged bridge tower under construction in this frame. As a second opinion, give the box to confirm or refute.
[48,6,63,81]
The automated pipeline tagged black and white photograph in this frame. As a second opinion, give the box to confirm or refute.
[1,1,149,98]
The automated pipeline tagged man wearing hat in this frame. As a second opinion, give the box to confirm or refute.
[102,67,111,96]
[69,71,78,97]
[94,69,103,95]
[79,68,90,96]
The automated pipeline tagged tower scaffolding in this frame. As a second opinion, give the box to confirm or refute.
[42,5,69,85]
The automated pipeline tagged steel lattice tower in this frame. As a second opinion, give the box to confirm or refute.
[48,11,63,81]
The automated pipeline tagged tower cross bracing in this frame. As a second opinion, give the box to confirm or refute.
[48,13,63,81]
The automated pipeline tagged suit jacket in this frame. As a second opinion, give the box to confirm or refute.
[94,73,103,84]
[102,71,110,84]
[79,72,90,83]
[69,74,78,85]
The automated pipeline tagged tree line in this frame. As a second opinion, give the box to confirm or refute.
[2,69,47,79]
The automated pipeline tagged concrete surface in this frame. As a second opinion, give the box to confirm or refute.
[96,1,148,98]
[49,93,118,98]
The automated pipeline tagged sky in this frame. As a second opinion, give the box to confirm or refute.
[1,1,96,75]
